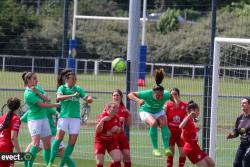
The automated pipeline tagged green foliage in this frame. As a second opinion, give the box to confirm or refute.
[156,9,181,34]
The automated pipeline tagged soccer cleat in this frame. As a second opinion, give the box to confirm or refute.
[164,148,173,156]
[152,149,162,157]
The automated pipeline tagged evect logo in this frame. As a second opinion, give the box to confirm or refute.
[0,153,33,161]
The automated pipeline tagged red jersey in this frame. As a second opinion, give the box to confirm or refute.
[115,104,129,139]
[95,111,120,142]
[181,117,198,144]
[0,113,21,151]
[165,101,187,134]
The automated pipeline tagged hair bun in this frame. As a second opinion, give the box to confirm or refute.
[188,100,195,105]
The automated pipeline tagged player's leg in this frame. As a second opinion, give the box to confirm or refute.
[177,137,186,167]
[204,156,215,167]
[195,159,209,167]
[243,146,250,167]
[48,118,66,166]
[40,118,52,165]
[166,135,175,167]
[233,144,247,167]
[60,118,80,167]
[140,112,160,156]
[27,120,43,167]
[121,149,131,167]
[157,113,171,156]
[109,149,122,167]
[96,154,105,167]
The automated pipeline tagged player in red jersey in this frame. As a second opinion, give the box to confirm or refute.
[165,88,187,167]
[109,89,131,167]
[0,97,22,167]
[95,102,122,167]
[179,101,215,167]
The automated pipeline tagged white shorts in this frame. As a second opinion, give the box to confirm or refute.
[57,118,80,134]
[28,118,51,137]
[139,110,165,122]
[39,136,64,149]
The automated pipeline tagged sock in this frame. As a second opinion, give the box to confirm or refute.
[161,126,170,149]
[49,139,62,163]
[24,160,28,167]
[109,161,115,167]
[43,148,51,165]
[96,164,103,167]
[28,146,38,167]
[114,161,121,167]
[167,156,173,167]
[124,162,131,167]
[178,156,186,167]
[149,127,158,149]
[61,144,75,167]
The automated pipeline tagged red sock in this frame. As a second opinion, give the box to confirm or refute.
[114,161,121,167]
[166,156,173,167]
[178,157,186,167]
[109,161,115,167]
[96,164,103,167]
[124,162,131,167]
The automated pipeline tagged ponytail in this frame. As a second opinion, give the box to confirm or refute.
[153,68,165,92]
[0,97,21,132]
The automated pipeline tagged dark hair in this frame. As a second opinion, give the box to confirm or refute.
[153,68,165,92]
[242,97,250,104]
[22,71,34,86]
[187,100,199,112]
[170,88,180,102]
[57,69,72,88]
[0,97,21,132]
[112,89,124,106]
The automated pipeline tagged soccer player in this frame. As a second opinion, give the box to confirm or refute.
[179,101,215,167]
[21,72,65,158]
[0,97,22,167]
[109,89,131,167]
[165,88,187,167]
[128,68,172,157]
[227,98,250,167]
[95,102,122,167]
[48,71,93,167]
[23,72,60,167]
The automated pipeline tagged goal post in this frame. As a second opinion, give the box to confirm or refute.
[210,37,250,161]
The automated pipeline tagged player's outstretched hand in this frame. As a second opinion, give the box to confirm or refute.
[226,132,235,139]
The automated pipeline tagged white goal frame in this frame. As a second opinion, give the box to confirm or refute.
[210,37,250,160]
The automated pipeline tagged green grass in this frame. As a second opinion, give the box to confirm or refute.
[0,71,249,167]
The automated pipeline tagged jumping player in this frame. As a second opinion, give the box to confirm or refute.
[95,102,122,167]
[0,97,22,167]
[165,88,186,167]
[109,89,131,167]
[179,101,215,167]
[128,68,172,157]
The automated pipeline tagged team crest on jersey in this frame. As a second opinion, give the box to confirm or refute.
[173,116,180,123]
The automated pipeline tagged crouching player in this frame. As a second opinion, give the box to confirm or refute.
[95,102,122,167]
[179,101,215,167]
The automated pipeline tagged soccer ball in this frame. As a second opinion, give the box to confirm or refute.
[112,58,126,72]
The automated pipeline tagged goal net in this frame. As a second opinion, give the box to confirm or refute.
[210,37,250,166]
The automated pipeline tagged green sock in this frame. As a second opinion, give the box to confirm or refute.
[24,160,28,167]
[161,126,170,149]
[28,146,38,167]
[49,139,62,163]
[149,127,158,149]
[60,144,75,167]
[43,148,51,165]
